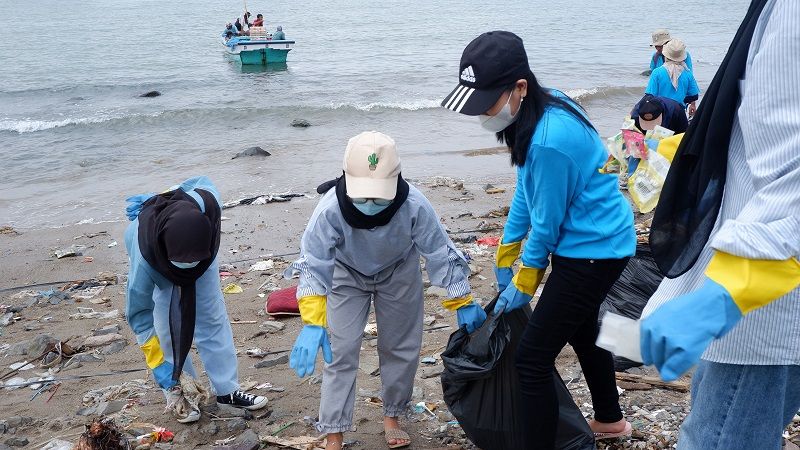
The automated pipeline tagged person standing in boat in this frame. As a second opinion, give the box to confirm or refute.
[253,14,264,27]
[441,31,636,448]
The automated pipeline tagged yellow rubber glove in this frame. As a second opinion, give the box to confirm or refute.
[297,294,327,328]
[441,294,474,311]
[495,240,522,268]
[705,251,800,314]
[511,265,545,296]
[140,335,176,389]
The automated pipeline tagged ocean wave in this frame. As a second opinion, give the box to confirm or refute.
[0,113,162,134]
[325,99,442,112]
[565,86,641,103]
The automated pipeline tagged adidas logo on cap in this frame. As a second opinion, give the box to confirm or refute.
[460,65,476,83]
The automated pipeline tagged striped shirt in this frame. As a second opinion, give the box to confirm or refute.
[641,0,800,365]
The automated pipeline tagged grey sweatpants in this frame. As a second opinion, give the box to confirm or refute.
[318,255,424,434]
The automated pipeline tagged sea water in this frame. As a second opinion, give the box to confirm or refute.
[0,0,748,229]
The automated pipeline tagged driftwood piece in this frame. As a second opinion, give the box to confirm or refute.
[615,372,689,392]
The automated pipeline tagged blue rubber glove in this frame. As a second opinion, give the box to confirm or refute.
[125,193,156,221]
[492,283,532,315]
[456,303,487,333]
[641,279,743,381]
[289,325,333,378]
[151,361,177,389]
[494,266,514,293]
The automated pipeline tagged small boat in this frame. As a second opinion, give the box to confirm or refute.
[222,26,294,65]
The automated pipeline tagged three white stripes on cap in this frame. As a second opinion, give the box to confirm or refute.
[445,85,475,113]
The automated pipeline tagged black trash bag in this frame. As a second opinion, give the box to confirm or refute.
[441,296,596,450]
[599,243,664,371]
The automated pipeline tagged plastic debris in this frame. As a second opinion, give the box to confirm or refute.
[69,308,119,320]
[107,241,118,248]
[249,260,275,272]
[72,286,105,300]
[136,428,175,445]
[223,283,244,294]
[54,245,87,259]
[476,236,500,247]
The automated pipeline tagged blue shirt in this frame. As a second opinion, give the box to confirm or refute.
[650,51,693,71]
[124,176,224,346]
[502,92,636,268]
[645,66,700,107]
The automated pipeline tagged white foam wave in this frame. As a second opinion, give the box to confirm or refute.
[0,116,118,134]
[326,99,441,112]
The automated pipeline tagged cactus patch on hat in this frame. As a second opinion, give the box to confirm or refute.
[368,153,379,171]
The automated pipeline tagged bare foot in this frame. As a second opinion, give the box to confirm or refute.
[589,418,629,434]
[384,416,410,447]
[325,432,343,450]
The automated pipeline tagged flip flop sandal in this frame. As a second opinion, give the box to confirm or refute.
[385,428,411,449]
[594,421,632,441]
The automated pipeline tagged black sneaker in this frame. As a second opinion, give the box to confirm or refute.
[217,390,268,411]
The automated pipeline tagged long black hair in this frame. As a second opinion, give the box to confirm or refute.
[497,70,595,166]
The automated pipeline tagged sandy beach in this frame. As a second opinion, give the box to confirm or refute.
[0,161,709,450]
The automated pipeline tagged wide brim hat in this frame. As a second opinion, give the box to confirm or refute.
[651,29,671,47]
[663,38,687,62]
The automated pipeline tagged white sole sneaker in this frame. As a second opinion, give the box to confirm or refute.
[176,409,201,423]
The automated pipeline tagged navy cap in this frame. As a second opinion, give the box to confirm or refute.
[441,31,531,116]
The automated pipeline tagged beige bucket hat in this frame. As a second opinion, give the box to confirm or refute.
[663,38,687,62]
[651,29,671,47]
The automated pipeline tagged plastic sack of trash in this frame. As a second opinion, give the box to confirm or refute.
[599,244,664,370]
[628,149,671,213]
[441,296,596,450]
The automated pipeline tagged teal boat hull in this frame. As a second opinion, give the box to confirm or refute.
[239,48,290,65]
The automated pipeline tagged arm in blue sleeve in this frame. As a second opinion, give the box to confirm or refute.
[502,170,531,244]
[124,223,157,345]
[687,73,700,97]
[685,53,694,71]
[521,146,581,269]
[412,196,471,298]
[649,52,657,71]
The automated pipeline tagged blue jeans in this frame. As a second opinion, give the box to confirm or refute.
[679,361,800,450]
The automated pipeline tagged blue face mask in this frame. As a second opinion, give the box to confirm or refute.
[171,260,200,269]
[352,199,392,216]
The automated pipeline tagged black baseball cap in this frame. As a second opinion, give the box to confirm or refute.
[441,31,531,116]
[638,95,664,130]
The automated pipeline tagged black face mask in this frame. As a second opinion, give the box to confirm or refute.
[317,172,410,229]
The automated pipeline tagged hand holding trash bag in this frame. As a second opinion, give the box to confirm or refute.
[493,266,544,314]
[290,325,333,377]
[494,240,521,292]
[456,302,487,333]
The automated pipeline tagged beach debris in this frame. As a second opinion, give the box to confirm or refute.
[482,206,510,218]
[138,90,161,98]
[363,323,378,337]
[166,374,210,420]
[263,434,323,450]
[483,184,505,194]
[223,192,306,209]
[107,241,118,248]
[70,308,119,320]
[0,225,18,235]
[614,372,689,392]
[254,354,289,369]
[54,245,86,259]
[223,283,244,294]
[232,146,271,159]
[74,418,125,450]
[42,439,73,450]
[6,334,59,356]
[420,356,437,365]
[419,365,445,379]
[291,119,311,128]
[83,334,125,348]
[425,286,449,298]
[136,428,175,445]
[476,236,500,247]
[423,315,437,326]
[451,235,477,244]
[260,320,286,333]
[427,176,465,190]
[72,286,105,300]
[249,260,275,272]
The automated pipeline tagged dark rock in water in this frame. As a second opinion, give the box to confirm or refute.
[291,119,311,128]
[232,146,271,159]
[139,90,161,98]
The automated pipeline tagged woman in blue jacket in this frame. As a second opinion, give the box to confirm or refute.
[442,31,636,448]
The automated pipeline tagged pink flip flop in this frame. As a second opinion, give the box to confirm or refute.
[594,421,632,441]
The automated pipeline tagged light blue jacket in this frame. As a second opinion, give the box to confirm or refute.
[502,93,636,269]
[124,176,223,346]
[273,30,286,40]
[645,66,700,107]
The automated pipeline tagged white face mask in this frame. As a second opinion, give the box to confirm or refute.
[171,260,200,269]
[479,93,521,132]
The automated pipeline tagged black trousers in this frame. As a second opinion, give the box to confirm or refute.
[515,255,629,449]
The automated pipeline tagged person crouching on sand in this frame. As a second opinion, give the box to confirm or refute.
[124,176,267,423]
[284,131,483,450]
[441,31,637,449]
